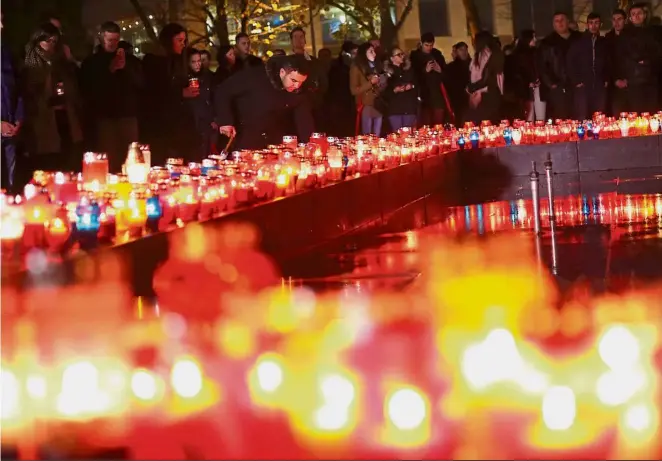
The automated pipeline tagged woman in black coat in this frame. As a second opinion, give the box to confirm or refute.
[384,47,418,131]
[142,23,198,163]
[512,29,545,121]
[186,48,217,159]
[214,44,237,85]
[466,31,505,124]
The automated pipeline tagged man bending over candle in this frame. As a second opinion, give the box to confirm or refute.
[215,54,314,150]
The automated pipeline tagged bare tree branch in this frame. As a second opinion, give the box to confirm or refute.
[462,0,480,38]
[394,0,414,30]
[128,0,160,43]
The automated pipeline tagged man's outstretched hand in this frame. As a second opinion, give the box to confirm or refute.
[219,125,236,137]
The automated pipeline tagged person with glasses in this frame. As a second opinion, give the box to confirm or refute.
[384,48,418,131]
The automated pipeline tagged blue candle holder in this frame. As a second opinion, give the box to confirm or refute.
[146,195,163,232]
[146,196,163,220]
[470,130,480,149]
[458,135,466,150]
[201,159,217,176]
[75,200,101,232]
[576,125,586,140]
[503,127,513,146]
[76,199,101,249]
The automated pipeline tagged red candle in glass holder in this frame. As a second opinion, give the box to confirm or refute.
[45,217,70,252]
[310,133,328,155]
[282,135,298,150]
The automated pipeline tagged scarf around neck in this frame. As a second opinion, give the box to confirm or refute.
[469,47,504,95]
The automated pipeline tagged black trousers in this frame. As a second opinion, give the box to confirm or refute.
[545,86,572,120]
[573,84,606,120]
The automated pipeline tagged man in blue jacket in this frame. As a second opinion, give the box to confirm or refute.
[1,12,24,192]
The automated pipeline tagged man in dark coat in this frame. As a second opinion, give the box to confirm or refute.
[537,12,581,119]
[566,12,609,120]
[1,12,24,192]
[81,21,142,171]
[613,3,662,113]
[410,32,447,126]
[444,41,471,124]
[605,8,627,115]
[289,27,328,132]
[215,54,314,150]
[325,41,357,137]
[234,32,263,70]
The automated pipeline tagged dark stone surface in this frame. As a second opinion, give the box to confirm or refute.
[496,173,582,201]
[579,168,662,195]
[378,160,426,213]
[577,135,661,172]
[497,141,579,176]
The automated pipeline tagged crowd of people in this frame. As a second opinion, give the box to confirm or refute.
[1,3,662,194]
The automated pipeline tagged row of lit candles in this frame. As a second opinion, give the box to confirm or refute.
[2,111,660,257]
[0,136,441,256]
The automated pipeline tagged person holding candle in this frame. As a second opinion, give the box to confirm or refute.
[350,42,388,136]
[186,48,217,159]
[383,47,418,131]
[80,21,143,173]
[22,22,83,173]
[214,54,314,150]
[566,12,609,120]
[142,23,196,164]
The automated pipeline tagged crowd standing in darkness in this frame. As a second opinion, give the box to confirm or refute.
[2,2,662,193]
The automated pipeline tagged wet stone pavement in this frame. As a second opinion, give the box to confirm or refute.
[280,187,662,297]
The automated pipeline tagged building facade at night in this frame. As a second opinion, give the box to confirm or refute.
[82,0,660,57]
